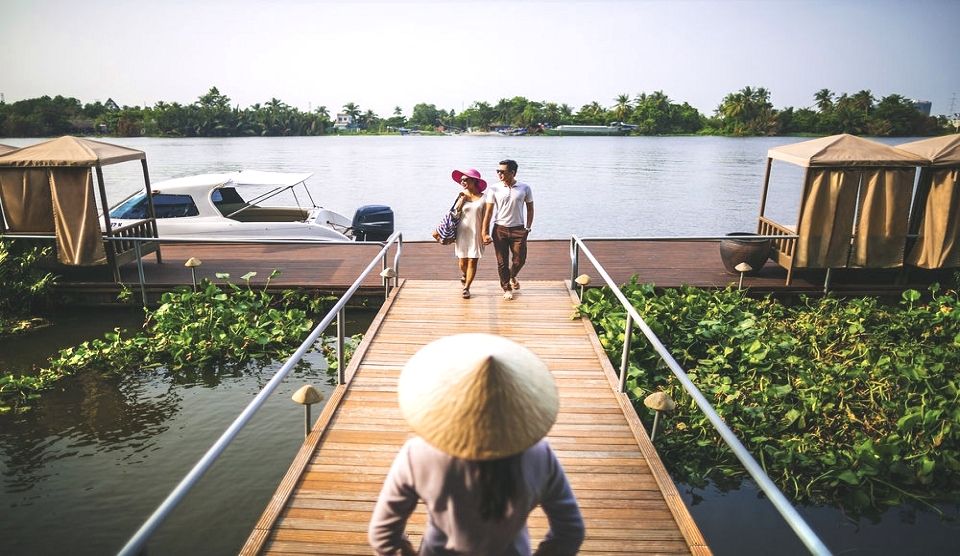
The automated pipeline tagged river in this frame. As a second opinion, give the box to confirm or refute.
[0,134,862,240]
[1,135,957,554]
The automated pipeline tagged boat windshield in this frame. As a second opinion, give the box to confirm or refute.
[109,193,200,219]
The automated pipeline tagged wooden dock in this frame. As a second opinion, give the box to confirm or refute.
[56,239,947,299]
[241,279,710,555]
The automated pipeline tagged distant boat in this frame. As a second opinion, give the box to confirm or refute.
[496,127,528,136]
[549,122,638,136]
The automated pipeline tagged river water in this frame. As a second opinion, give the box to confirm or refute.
[1,134,843,240]
[2,136,957,554]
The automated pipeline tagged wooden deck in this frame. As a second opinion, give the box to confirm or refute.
[241,280,710,555]
[55,239,948,298]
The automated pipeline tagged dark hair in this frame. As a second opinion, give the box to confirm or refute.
[499,159,518,174]
[477,453,523,521]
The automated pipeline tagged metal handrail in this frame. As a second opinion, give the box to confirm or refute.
[569,236,831,556]
[117,231,403,556]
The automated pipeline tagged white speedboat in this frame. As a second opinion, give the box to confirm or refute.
[107,170,393,241]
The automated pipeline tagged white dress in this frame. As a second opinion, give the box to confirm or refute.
[454,197,484,259]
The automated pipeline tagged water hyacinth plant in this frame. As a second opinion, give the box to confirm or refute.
[577,279,960,515]
[1,271,360,414]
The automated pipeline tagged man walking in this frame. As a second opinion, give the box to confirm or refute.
[482,159,534,301]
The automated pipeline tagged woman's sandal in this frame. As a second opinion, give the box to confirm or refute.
[462,288,470,299]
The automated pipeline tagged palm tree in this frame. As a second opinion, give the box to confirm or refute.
[342,102,361,129]
[851,90,874,116]
[613,94,632,123]
[814,89,834,113]
[314,106,330,134]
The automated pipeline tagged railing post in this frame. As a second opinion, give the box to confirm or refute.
[619,313,633,393]
[336,307,346,384]
[133,240,147,307]
[570,238,580,290]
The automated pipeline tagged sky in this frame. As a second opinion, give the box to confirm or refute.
[2,0,958,117]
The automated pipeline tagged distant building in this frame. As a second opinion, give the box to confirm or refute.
[334,113,356,130]
[104,98,120,112]
[911,100,932,116]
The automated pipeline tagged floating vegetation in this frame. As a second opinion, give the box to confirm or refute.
[578,280,960,514]
[0,241,56,336]
[1,271,359,414]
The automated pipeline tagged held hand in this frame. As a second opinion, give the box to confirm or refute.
[482,233,492,245]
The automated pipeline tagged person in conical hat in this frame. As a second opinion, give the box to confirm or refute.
[369,334,584,555]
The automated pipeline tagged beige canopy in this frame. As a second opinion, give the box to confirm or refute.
[758,134,926,283]
[0,135,145,167]
[767,133,924,167]
[899,134,960,269]
[0,136,159,273]
[0,144,18,154]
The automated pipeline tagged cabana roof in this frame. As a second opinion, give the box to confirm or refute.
[0,144,18,154]
[0,136,145,167]
[896,134,960,167]
[767,133,925,168]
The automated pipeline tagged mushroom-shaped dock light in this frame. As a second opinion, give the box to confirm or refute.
[380,267,398,297]
[292,384,325,438]
[735,262,753,291]
[643,391,676,442]
[575,274,591,299]
[184,257,202,290]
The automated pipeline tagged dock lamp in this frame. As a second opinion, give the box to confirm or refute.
[643,391,676,442]
[380,267,397,298]
[575,274,591,300]
[292,385,325,438]
[184,257,202,291]
[735,262,753,291]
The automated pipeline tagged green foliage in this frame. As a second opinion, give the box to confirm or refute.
[0,275,360,413]
[0,241,57,335]
[2,85,950,137]
[579,280,960,514]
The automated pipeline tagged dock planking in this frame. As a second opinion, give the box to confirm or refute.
[240,280,710,555]
[55,239,946,298]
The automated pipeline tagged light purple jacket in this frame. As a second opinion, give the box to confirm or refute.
[369,437,585,555]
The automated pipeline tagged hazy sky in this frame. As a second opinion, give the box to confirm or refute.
[2,0,958,117]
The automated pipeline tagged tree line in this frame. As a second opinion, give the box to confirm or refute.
[0,86,951,138]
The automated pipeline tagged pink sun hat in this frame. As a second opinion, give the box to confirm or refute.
[451,168,487,193]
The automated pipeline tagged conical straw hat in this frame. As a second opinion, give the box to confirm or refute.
[398,334,559,461]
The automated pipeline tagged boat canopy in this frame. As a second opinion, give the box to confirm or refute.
[898,134,960,269]
[154,170,313,192]
[0,144,17,154]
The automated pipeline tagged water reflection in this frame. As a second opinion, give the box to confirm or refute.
[0,307,370,555]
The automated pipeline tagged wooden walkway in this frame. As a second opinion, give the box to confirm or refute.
[241,280,709,555]
[53,239,948,299]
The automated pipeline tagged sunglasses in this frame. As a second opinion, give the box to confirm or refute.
[496,169,508,175]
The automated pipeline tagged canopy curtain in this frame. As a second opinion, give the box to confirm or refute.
[50,167,106,265]
[0,167,105,265]
[848,168,914,268]
[907,168,960,269]
[795,168,859,268]
[0,169,54,232]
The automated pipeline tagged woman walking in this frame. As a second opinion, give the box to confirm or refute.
[368,333,585,555]
[450,168,487,299]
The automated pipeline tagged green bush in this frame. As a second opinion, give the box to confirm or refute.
[579,280,960,514]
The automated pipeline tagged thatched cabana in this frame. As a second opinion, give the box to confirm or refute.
[0,136,161,279]
[757,134,926,285]
[897,135,960,269]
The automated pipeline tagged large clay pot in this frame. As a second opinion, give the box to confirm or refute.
[719,232,771,275]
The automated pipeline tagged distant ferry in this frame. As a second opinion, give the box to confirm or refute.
[549,122,638,136]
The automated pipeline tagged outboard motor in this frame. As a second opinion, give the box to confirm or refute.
[351,205,394,241]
